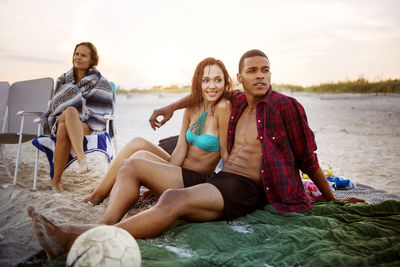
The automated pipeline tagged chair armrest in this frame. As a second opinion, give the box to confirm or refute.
[33,117,45,124]
[16,111,43,117]
[104,114,116,120]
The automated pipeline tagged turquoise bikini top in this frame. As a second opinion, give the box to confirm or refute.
[186,104,220,152]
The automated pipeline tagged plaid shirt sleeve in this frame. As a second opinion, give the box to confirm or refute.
[260,91,319,213]
[281,97,320,174]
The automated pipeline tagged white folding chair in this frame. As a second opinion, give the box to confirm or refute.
[0,81,12,178]
[0,78,54,187]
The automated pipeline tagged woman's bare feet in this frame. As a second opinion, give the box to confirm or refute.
[27,206,76,260]
[78,158,92,174]
[82,193,104,205]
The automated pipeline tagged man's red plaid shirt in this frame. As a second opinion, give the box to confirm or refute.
[227,88,320,213]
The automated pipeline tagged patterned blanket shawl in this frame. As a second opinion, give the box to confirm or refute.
[42,68,114,136]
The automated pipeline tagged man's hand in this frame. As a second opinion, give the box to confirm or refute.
[149,105,174,130]
[336,197,365,204]
[308,168,366,204]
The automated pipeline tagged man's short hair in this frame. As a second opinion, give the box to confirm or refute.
[238,49,269,73]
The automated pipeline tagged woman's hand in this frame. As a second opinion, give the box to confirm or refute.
[149,94,194,130]
[149,105,174,130]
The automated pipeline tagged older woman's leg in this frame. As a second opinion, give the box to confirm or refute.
[52,107,91,191]
[52,121,70,191]
[62,106,92,173]
[83,137,171,204]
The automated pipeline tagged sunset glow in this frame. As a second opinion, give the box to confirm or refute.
[0,0,399,89]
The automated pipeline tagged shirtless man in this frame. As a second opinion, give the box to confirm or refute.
[28,49,363,260]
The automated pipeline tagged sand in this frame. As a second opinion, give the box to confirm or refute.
[0,92,399,266]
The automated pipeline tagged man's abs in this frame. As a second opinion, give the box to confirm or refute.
[222,143,262,182]
[223,107,263,182]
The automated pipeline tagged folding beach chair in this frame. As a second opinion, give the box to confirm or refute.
[0,82,12,178]
[0,78,54,186]
[31,81,118,189]
[0,82,9,131]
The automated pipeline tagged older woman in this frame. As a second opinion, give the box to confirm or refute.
[43,42,114,191]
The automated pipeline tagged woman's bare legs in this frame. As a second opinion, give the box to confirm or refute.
[52,122,71,192]
[99,154,184,224]
[52,107,92,191]
[83,137,171,204]
[62,107,92,173]
[28,181,224,259]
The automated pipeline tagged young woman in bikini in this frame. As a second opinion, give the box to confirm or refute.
[83,57,232,204]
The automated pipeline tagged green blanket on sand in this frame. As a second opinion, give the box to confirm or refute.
[52,200,400,266]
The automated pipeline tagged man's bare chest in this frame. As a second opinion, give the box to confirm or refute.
[234,110,260,146]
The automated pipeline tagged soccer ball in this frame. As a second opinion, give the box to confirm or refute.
[66,225,141,267]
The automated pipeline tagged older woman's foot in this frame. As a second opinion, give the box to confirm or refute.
[78,158,92,174]
[52,180,64,192]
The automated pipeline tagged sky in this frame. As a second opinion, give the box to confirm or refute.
[0,0,399,89]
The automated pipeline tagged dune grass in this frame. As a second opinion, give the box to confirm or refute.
[304,78,400,94]
[274,78,400,94]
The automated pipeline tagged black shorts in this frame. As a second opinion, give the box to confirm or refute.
[182,168,268,220]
